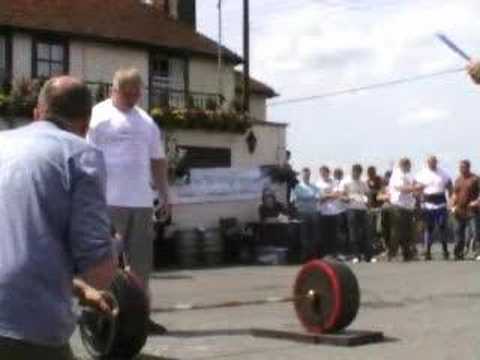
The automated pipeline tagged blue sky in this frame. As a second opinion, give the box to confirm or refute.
[198,0,480,178]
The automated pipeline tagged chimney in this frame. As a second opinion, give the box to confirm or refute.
[177,0,196,29]
[142,0,168,12]
[143,0,196,29]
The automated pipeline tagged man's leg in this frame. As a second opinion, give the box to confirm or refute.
[423,209,435,260]
[437,208,450,259]
[319,215,336,257]
[388,207,401,260]
[472,214,480,259]
[128,207,155,290]
[358,210,373,262]
[401,209,415,261]
[0,337,74,360]
[109,206,132,254]
[347,210,361,261]
[299,212,315,261]
[453,216,467,260]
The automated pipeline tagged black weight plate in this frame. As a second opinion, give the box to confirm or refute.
[323,260,360,332]
[79,269,149,359]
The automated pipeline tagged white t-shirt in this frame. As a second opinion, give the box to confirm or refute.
[87,99,165,207]
[389,170,416,210]
[316,179,346,215]
[340,178,369,210]
[415,167,451,210]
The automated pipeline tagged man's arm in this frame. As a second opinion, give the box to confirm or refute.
[70,149,115,289]
[467,61,480,85]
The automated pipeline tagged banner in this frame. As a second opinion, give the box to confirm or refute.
[171,167,270,204]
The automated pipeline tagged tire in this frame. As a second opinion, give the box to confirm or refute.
[79,269,150,359]
[107,270,149,359]
[293,259,360,334]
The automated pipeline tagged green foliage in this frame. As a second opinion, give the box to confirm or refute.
[151,107,252,134]
[0,78,46,118]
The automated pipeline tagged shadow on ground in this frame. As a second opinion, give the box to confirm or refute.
[151,329,251,338]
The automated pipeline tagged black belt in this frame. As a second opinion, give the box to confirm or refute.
[424,193,447,205]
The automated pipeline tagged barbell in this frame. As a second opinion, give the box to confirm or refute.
[79,259,360,359]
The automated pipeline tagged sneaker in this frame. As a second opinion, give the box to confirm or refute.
[148,319,168,335]
[351,257,360,264]
[475,254,480,261]
[369,257,378,263]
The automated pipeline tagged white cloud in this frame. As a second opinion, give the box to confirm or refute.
[198,0,480,169]
[397,107,449,127]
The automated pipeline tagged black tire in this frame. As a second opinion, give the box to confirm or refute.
[324,260,360,332]
[107,270,150,359]
[293,259,360,334]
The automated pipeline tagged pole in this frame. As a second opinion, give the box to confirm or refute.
[243,0,250,113]
[217,0,224,106]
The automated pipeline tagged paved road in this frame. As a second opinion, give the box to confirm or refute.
[71,258,480,359]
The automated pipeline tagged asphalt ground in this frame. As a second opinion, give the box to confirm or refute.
[71,255,480,359]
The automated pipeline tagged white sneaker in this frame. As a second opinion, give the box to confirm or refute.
[352,257,360,264]
[475,255,480,261]
[370,257,378,263]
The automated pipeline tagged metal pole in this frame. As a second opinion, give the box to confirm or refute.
[243,0,250,113]
[217,0,224,106]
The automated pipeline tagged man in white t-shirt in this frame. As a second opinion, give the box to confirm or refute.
[316,166,344,257]
[87,67,170,332]
[415,156,453,260]
[341,164,374,263]
[388,158,421,261]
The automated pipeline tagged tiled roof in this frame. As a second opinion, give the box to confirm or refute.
[0,0,242,63]
[235,71,279,98]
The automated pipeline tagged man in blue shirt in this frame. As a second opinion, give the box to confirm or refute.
[0,76,116,359]
[292,167,320,260]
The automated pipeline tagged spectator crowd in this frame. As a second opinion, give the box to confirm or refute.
[260,155,480,263]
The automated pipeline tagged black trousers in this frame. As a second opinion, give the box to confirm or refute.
[347,209,373,260]
[319,214,340,257]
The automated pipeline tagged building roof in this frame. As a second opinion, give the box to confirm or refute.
[235,71,279,98]
[0,0,242,63]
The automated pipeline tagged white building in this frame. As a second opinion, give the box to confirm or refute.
[0,0,287,229]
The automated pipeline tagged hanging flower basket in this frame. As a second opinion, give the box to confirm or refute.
[151,107,252,134]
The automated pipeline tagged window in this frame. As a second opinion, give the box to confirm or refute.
[0,35,10,87]
[150,54,187,108]
[33,39,68,78]
[179,146,231,169]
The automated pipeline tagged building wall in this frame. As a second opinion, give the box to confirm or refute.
[168,124,287,228]
[249,95,267,122]
[170,124,286,168]
[70,40,149,83]
[189,58,236,107]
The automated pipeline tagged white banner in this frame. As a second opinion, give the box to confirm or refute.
[171,168,270,204]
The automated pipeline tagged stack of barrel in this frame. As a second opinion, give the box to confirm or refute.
[175,227,224,268]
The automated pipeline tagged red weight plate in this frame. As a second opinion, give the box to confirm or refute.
[293,259,359,334]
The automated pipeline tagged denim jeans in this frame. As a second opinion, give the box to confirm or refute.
[423,207,449,255]
[453,214,480,257]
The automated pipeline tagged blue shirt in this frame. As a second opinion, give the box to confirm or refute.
[292,181,319,213]
[0,121,112,346]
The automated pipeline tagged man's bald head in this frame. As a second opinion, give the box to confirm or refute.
[36,76,92,134]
